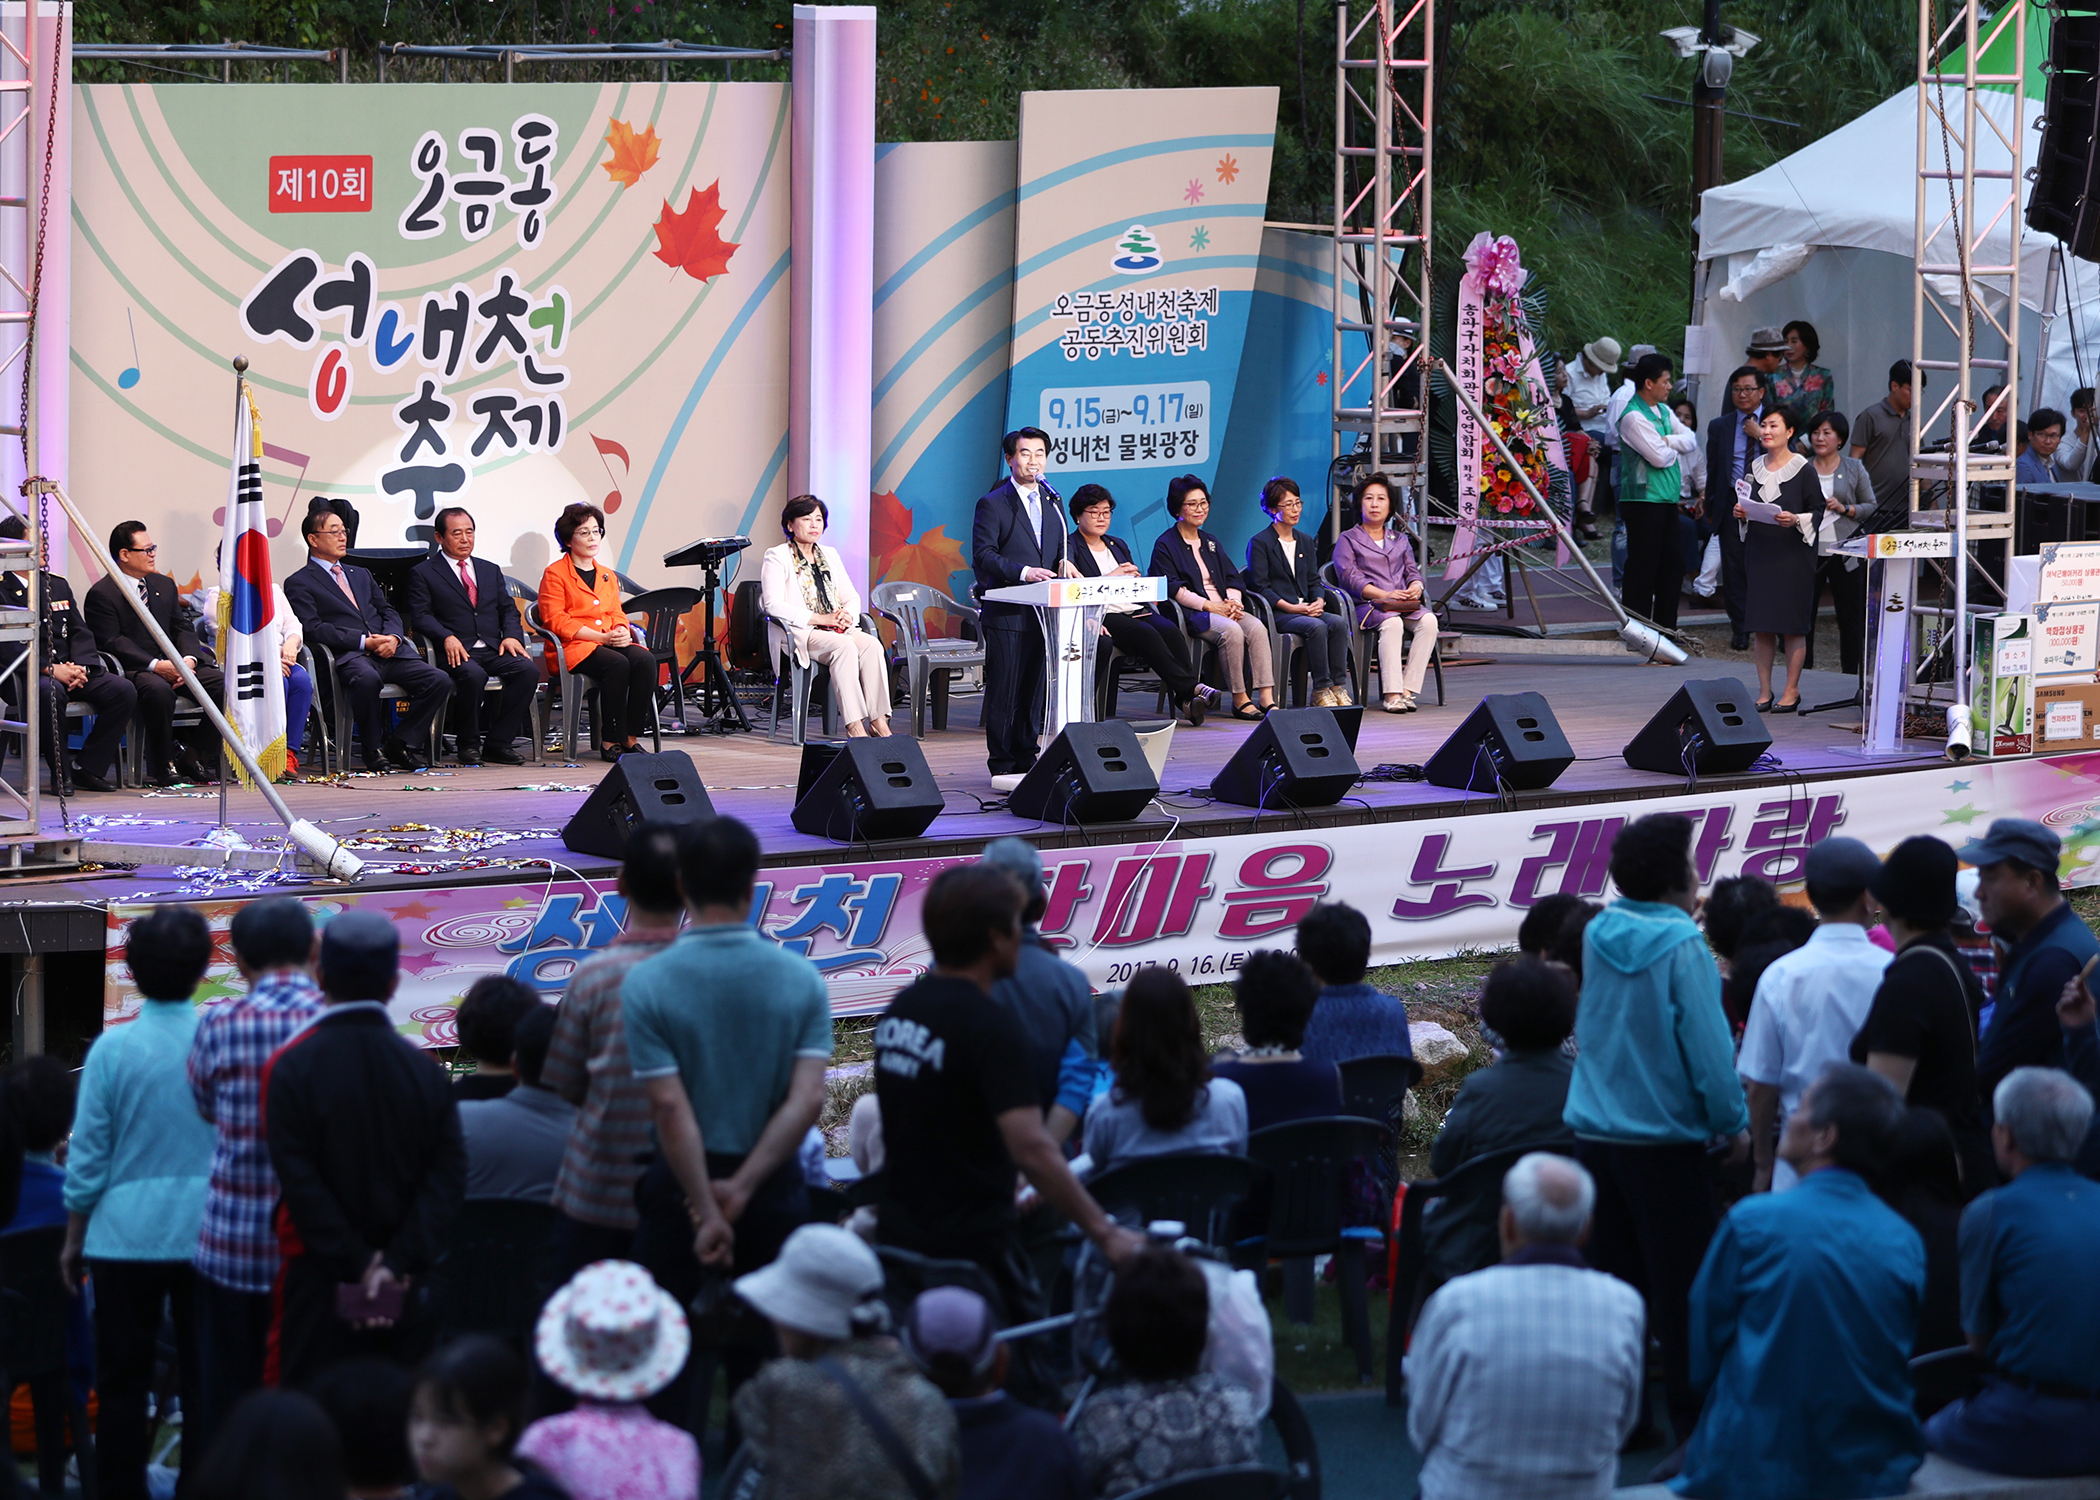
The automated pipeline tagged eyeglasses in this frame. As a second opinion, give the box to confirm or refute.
[1730,383,1763,394]
[1181,497,1211,509]
[312,526,346,538]
[122,543,158,555]
[571,525,603,538]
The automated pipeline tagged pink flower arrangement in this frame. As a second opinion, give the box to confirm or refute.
[1463,231,1528,299]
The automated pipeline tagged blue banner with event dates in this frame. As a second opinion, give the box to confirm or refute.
[1005,88,1278,555]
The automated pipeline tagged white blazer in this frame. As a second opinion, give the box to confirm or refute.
[759,541,865,668]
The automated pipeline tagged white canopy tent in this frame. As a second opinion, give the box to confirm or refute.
[1695,29,2100,437]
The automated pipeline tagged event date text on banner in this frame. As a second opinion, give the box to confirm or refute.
[1039,382,1210,471]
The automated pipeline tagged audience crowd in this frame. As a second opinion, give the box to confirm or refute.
[2,793,2094,1500]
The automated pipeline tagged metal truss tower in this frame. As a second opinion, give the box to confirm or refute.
[1332,0,1433,551]
[1910,0,2024,712]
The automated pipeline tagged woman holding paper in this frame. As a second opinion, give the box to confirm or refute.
[1735,404,1820,713]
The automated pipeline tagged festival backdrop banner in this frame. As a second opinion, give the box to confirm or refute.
[1005,88,1277,553]
[105,752,2100,1038]
[72,82,791,602]
[868,140,1018,622]
[1210,228,1338,544]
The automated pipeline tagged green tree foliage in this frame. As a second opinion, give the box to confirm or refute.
[74,0,1911,358]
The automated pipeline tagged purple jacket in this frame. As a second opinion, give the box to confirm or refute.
[1332,525,1428,628]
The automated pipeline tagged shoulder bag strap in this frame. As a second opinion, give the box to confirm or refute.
[1908,943,1982,1060]
[815,1355,939,1500]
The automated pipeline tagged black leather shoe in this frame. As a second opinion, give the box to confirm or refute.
[148,763,180,788]
[481,742,526,766]
[457,743,483,767]
[1731,632,1750,652]
[382,736,428,772]
[71,768,114,793]
[600,744,624,764]
[173,755,215,785]
[361,757,392,776]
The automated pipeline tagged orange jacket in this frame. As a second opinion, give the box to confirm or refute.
[537,553,630,671]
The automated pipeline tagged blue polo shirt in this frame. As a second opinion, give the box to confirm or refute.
[1959,1161,2100,1390]
[1978,901,2100,1102]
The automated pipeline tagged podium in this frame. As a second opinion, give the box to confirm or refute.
[981,575,1168,745]
[1836,531,1954,752]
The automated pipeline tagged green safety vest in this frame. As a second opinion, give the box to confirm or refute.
[1618,395,1682,504]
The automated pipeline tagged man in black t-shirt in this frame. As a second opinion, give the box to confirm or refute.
[875,865,1140,1319]
[1850,837,1996,1195]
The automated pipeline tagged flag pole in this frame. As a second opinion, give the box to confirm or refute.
[219,357,245,832]
[16,358,363,880]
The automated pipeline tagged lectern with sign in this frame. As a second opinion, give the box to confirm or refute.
[981,574,1168,745]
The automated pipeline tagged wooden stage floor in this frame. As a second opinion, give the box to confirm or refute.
[12,649,1943,909]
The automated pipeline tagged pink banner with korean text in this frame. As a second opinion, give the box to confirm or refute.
[103,751,2100,1038]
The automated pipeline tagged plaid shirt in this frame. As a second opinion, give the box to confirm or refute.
[1405,1250,1648,1500]
[187,970,325,1292]
[542,930,675,1230]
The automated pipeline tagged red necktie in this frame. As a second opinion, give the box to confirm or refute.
[459,558,477,607]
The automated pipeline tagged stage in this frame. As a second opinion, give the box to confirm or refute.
[50,645,2100,1035]
[29,651,1913,893]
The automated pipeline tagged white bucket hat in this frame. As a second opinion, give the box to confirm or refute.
[1582,336,1622,372]
[534,1260,690,1404]
[735,1223,885,1341]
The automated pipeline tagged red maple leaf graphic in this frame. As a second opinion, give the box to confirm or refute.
[651,182,740,283]
[871,489,913,568]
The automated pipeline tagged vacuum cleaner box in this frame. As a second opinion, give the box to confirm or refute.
[1973,614,2034,758]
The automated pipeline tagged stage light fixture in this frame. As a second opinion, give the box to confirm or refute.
[1946,703,1973,762]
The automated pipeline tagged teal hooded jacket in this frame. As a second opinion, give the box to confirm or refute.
[1565,898,1750,1144]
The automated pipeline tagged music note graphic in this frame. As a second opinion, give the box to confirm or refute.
[592,433,631,513]
[118,309,141,390]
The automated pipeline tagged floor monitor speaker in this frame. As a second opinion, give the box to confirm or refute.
[1621,677,1773,775]
[1008,721,1160,824]
[1424,693,1574,792]
[1211,707,1361,809]
[790,738,945,842]
[561,750,716,859]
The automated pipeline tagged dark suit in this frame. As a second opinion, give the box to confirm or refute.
[1704,406,1765,639]
[284,556,449,766]
[1246,525,1353,693]
[86,571,224,773]
[404,553,543,753]
[1,571,134,784]
[1070,532,1199,707]
[971,477,1069,775]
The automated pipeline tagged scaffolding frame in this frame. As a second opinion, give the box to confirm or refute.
[1910,0,2026,713]
[1331,0,1433,555]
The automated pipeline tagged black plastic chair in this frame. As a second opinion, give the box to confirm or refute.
[0,1225,95,1499]
[1087,1151,1269,1249]
[1337,1055,1422,1133]
[1119,1464,1291,1500]
[874,1243,1010,1328]
[622,585,705,730]
[1244,1116,1394,1384]
[1384,1137,1577,1405]
[432,1199,559,1350]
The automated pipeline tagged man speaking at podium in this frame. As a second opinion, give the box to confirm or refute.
[972,427,1069,779]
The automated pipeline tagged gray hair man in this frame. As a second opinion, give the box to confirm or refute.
[978,836,1096,1142]
[1925,1067,2100,1477]
[1406,1153,1646,1500]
